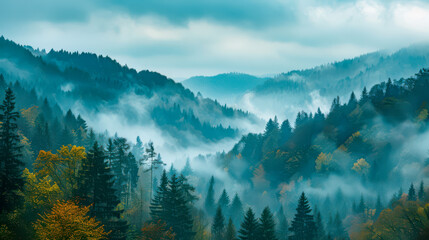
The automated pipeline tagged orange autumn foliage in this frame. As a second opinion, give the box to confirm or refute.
[34,200,108,240]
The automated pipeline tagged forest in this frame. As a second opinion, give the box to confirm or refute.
[2,60,429,240]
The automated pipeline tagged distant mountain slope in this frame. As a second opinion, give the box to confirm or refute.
[0,36,262,147]
[182,73,268,105]
[241,44,429,121]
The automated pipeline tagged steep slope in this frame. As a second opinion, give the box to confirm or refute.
[0,37,262,147]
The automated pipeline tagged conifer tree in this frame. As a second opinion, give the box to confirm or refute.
[218,189,230,216]
[0,88,24,214]
[225,218,237,240]
[205,176,216,215]
[165,174,194,240]
[212,206,226,240]
[418,181,425,201]
[238,208,259,240]
[77,141,128,240]
[289,192,316,240]
[276,205,288,240]
[181,158,193,176]
[258,207,278,240]
[280,120,292,144]
[230,193,244,228]
[408,183,417,201]
[314,207,326,240]
[150,170,169,221]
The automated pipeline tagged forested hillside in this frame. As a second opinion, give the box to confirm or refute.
[237,45,429,120]
[0,37,261,147]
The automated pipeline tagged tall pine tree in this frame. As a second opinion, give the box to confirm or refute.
[418,181,425,201]
[77,141,128,240]
[258,207,278,240]
[225,218,237,240]
[238,208,259,240]
[0,88,24,214]
[230,193,244,228]
[289,192,316,240]
[205,176,216,215]
[212,206,226,240]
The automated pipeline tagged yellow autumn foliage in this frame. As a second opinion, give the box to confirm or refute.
[352,158,370,175]
[22,168,62,212]
[315,152,333,172]
[34,200,108,240]
[34,145,86,198]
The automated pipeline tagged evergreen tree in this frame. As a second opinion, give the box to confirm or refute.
[280,119,292,144]
[238,208,259,240]
[212,206,226,240]
[0,88,24,214]
[150,170,169,221]
[165,174,194,240]
[418,181,425,201]
[360,87,368,104]
[276,205,288,240]
[225,218,237,240]
[230,193,244,228]
[178,174,197,204]
[112,137,130,203]
[205,176,216,215]
[181,158,193,176]
[289,192,316,240]
[218,189,230,216]
[314,207,325,240]
[408,183,417,201]
[258,207,278,240]
[76,141,127,240]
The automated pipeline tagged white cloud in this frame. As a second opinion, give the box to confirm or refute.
[3,1,429,79]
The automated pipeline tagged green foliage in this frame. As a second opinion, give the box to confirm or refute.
[238,208,259,240]
[289,192,316,240]
[0,88,24,214]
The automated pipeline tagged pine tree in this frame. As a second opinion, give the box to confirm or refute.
[165,174,194,240]
[212,206,226,240]
[418,181,425,201]
[238,208,259,240]
[112,137,130,204]
[280,120,292,144]
[205,176,216,215]
[314,207,325,240]
[408,183,417,201]
[230,193,244,228]
[150,170,169,221]
[225,218,237,240]
[289,192,316,240]
[76,141,128,240]
[276,205,288,240]
[258,207,278,240]
[0,88,24,214]
[181,158,193,176]
[218,189,231,217]
[178,174,197,204]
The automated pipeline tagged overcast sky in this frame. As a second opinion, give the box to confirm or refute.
[2,0,429,79]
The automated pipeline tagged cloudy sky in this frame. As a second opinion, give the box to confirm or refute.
[2,0,429,79]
